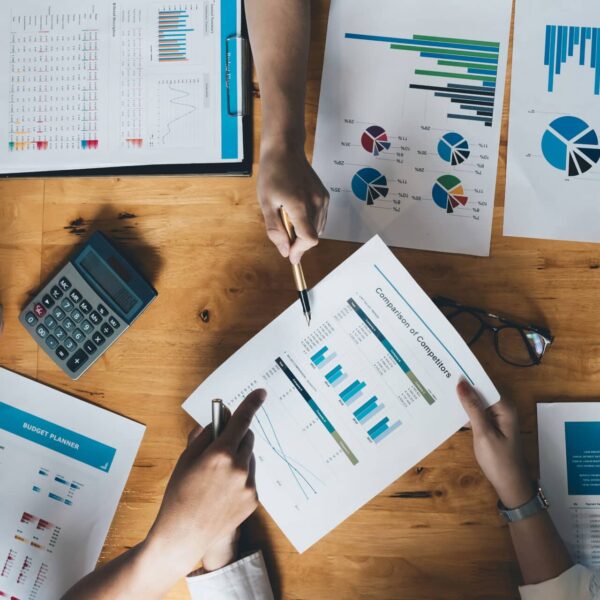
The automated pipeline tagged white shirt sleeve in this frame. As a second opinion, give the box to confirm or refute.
[519,564,600,600]
[185,551,274,600]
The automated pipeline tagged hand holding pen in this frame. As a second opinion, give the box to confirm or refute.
[279,207,312,326]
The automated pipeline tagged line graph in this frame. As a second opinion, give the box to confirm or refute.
[154,78,203,147]
[254,407,323,500]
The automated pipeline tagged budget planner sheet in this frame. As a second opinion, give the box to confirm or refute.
[505,0,600,243]
[0,0,244,174]
[0,369,145,599]
[183,236,499,552]
[312,0,512,256]
[539,403,600,567]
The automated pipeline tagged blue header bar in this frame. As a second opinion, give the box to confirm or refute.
[221,0,239,159]
[0,402,115,472]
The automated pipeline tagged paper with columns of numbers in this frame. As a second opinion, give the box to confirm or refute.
[539,403,600,567]
[312,0,512,257]
[183,236,499,552]
[0,368,145,599]
[0,0,244,174]
[504,0,600,242]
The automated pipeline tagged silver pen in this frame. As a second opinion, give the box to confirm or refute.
[211,399,225,441]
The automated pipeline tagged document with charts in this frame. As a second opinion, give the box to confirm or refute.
[312,0,512,257]
[505,0,600,242]
[183,236,499,552]
[0,0,244,174]
[0,368,144,599]
[539,403,600,567]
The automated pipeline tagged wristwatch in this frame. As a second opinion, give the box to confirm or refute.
[497,484,550,523]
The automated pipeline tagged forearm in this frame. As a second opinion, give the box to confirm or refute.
[508,511,573,586]
[62,539,180,600]
[245,0,310,151]
[499,481,573,586]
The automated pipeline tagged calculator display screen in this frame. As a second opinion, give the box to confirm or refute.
[80,252,139,315]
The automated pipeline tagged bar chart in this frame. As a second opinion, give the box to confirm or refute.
[545,25,600,95]
[310,346,338,370]
[158,9,195,62]
[346,32,500,126]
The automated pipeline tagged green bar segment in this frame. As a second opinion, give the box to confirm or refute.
[390,44,499,60]
[415,69,497,82]
[406,372,436,406]
[413,34,500,49]
[332,431,359,465]
[437,60,498,71]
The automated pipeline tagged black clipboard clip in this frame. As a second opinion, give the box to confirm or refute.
[225,35,250,117]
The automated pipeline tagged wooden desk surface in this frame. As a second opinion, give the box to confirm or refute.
[2,3,599,598]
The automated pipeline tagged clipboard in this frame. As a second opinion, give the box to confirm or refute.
[1,1,252,179]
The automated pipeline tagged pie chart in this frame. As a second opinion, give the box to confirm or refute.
[351,168,389,205]
[361,125,392,156]
[541,116,600,177]
[438,132,470,165]
[432,175,469,214]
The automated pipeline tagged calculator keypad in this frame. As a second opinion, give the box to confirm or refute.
[21,264,133,380]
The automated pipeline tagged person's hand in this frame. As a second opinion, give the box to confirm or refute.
[144,389,265,578]
[258,144,329,265]
[187,414,241,573]
[457,380,534,508]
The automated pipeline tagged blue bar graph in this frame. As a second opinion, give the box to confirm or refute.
[353,396,386,424]
[340,380,367,404]
[310,346,338,369]
[158,10,193,62]
[346,32,500,126]
[545,25,600,95]
[367,417,402,443]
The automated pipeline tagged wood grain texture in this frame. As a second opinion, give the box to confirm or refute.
[1,1,599,598]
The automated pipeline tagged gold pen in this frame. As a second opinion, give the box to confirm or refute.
[279,207,312,326]
[211,399,225,441]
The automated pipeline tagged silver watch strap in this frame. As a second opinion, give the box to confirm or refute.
[497,485,549,523]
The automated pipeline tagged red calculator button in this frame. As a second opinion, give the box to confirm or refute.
[34,303,47,318]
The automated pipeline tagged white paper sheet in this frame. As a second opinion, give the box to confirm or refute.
[312,0,512,257]
[504,0,600,243]
[539,403,600,568]
[183,236,499,552]
[0,0,243,174]
[0,368,145,598]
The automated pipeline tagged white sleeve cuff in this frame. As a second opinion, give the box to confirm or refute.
[185,551,274,600]
[519,564,594,600]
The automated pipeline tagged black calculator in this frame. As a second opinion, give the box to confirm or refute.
[20,232,158,380]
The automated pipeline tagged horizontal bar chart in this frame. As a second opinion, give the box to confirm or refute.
[346,32,501,126]
[158,10,193,62]
[340,380,367,405]
[310,346,338,369]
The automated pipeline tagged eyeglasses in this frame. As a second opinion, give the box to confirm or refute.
[433,296,554,367]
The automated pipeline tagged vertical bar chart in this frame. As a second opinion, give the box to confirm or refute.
[545,25,600,95]
[158,9,194,62]
[345,32,501,126]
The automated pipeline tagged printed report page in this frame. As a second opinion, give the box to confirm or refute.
[0,368,145,599]
[183,236,499,552]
